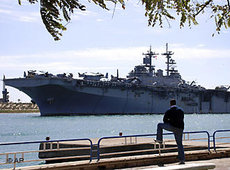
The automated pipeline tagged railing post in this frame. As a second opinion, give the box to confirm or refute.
[43,142,46,150]
[158,143,161,156]
[213,131,216,151]
[57,141,60,150]
[89,140,93,162]
[6,153,9,164]
[22,153,24,162]
[97,138,102,161]
[207,132,210,152]
[13,153,16,170]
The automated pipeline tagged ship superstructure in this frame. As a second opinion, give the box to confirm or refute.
[4,44,230,116]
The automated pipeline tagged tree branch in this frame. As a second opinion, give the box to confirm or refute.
[194,0,212,16]
[227,0,230,9]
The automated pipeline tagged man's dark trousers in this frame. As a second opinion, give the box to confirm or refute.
[157,123,185,161]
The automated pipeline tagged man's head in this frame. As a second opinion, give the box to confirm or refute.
[170,99,176,106]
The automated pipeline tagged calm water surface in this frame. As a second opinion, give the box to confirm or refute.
[0,113,229,142]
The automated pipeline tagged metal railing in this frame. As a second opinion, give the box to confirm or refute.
[183,131,211,151]
[97,130,211,160]
[212,129,230,151]
[0,138,93,169]
[1,129,230,169]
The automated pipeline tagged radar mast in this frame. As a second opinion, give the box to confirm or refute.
[142,46,158,74]
[162,43,177,76]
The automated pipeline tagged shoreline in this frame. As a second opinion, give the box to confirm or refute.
[0,102,39,113]
[1,102,230,115]
[0,110,39,113]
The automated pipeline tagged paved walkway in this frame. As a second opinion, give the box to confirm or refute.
[120,157,230,170]
[2,137,230,170]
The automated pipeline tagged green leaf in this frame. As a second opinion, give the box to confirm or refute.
[228,18,230,27]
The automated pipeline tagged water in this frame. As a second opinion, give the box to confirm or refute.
[1,113,229,142]
[0,113,230,169]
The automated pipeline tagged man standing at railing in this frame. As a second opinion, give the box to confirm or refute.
[155,99,185,164]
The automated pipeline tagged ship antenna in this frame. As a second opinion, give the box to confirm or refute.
[166,43,170,76]
[142,46,158,73]
[162,43,176,76]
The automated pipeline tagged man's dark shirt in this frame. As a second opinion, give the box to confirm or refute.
[163,105,184,130]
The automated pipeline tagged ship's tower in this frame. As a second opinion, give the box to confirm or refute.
[162,43,177,76]
[142,46,158,74]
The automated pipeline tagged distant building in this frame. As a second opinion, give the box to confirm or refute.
[0,75,9,103]
[0,88,9,103]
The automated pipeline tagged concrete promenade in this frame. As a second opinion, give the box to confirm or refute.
[123,157,230,170]
[5,140,230,170]
[7,151,230,170]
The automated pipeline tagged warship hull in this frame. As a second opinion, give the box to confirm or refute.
[4,78,230,116]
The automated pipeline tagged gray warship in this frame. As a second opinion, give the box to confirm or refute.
[3,44,230,116]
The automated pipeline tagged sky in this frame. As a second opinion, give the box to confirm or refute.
[0,0,230,102]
